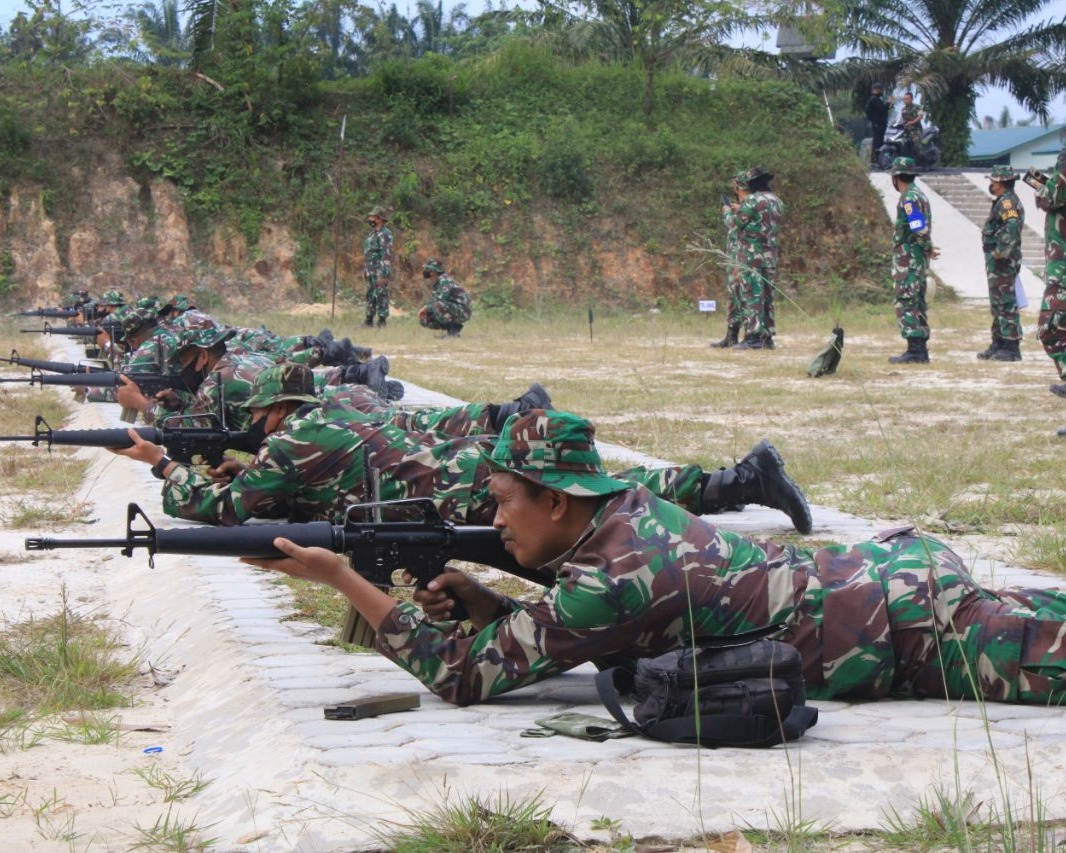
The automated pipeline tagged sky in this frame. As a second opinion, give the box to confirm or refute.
[0,0,1065,123]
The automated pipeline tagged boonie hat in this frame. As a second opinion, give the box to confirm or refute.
[99,289,125,306]
[121,305,159,337]
[986,165,1019,182]
[422,258,445,274]
[485,410,628,497]
[176,326,237,352]
[367,205,389,221]
[735,165,774,189]
[243,363,319,409]
[890,156,918,177]
[167,294,193,312]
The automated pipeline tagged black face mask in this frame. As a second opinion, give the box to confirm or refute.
[423,270,433,279]
[242,415,269,453]
[179,360,207,392]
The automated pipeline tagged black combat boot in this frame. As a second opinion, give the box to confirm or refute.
[489,383,554,432]
[446,324,462,337]
[733,333,769,350]
[342,354,390,397]
[976,337,1003,360]
[1051,383,1066,399]
[383,379,405,401]
[1058,425,1066,438]
[990,339,1021,362]
[364,315,374,328]
[711,326,739,348]
[312,329,372,366]
[376,316,387,328]
[700,440,813,534]
[888,337,929,364]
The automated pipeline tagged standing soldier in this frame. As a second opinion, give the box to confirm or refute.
[865,82,889,167]
[1034,141,1066,435]
[418,259,473,337]
[711,178,743,348]
[978,165,1024,362]
[899,92,923,160]
[888,157,938,364]
[732,166,783,350]
[363,205,393,328]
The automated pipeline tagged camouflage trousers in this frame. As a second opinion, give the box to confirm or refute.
[738,267,776,338]
[771,529,1066,704]
[892,254,929,339]
[419,302,465,330]
[1037,270,1066,380]
[987,270,1022,341]
[365,273,390,321]
[725,268,743,329]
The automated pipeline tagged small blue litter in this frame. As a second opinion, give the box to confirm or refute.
[143,746,163,754]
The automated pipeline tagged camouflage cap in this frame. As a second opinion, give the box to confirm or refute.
[167,294,193,312]
[735,165,774,189]
[176,325,237,352]
[484,410,628,497]
[986,164,1019,182]
[242,363,319,409]
[367,205,389,221]
[422,258,445,274]
[135,295,162,311]
[890,156,918,177]
[99,289,125,306]
[121,305,159,337]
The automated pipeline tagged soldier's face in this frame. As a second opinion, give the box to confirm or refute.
[489,472,569,568]
[989,180,1005,197]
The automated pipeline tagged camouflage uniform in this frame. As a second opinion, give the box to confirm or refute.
[900,100,922,158]
[719,194,743,342]
[892,168,933,342]
[363,208,393,324]
[373,412,1066,707]
[981,167,1024,344]
[1037,145,1066,382]
[419,272,473,334]
[734,170,782,343]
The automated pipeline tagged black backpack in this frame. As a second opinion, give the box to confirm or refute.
[594,633,818,749]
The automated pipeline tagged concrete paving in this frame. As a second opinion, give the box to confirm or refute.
[32,335,1066,852]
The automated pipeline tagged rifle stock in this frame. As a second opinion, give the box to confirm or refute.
[26,500,546,623]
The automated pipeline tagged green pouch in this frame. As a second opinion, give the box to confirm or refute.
[520,711,634,742]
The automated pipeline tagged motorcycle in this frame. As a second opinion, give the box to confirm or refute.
[876,123,942,172]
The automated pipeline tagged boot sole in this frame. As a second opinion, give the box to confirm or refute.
[748,440,814,535]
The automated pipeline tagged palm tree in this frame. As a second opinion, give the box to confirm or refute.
[837,0,1066,165]
[132,0,190,66]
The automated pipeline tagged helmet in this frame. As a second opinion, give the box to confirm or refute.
[890,156,918,177]
[422,258,445,274]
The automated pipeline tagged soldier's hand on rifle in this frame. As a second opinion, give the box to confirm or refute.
[408,567,501,629]
[116,375,151,413]
[208,458,245,484]
[107,427,165,467]
[154,388,181,410]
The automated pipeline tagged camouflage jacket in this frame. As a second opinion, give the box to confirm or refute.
[145,350,275,430]
[375,485,1062,706]
[423,275,473,325]
[894,185,932,255]
[734,192,783,272]
[363,225,393,277]
[982,189,1024,273]
[1039,147,1066,277]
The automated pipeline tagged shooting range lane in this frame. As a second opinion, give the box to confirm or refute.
[10,334,1066,851]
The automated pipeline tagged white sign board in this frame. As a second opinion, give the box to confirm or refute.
[698,300,717,312]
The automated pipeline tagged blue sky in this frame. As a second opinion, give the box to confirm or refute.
[0,0,1064,122]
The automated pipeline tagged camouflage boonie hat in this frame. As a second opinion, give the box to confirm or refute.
[485,410,628,497]
[423,258,445,274]
[367,205,389,221]
[242,363,319,409]
[167,294,193,312]
[986,165,1019,182]
[890,156,918,177]
[176,325,237,352]
[135,295,162,311]
[99,289,125,306]
[121,305,159,337]
[735,165,774,189]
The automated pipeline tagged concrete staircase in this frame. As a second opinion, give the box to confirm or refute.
[919,172,1045,277]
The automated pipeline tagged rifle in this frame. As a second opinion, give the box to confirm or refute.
[0,368,191,397]
[25,499,548,623]
[19,320,125,343]
[0,349,111,375]
[0,414,250,467]
[15,307,80,319]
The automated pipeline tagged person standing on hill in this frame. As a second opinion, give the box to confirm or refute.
[978,165,1024,362]
[899,92,924,160]
[888,157,938,364]
[732,166,783,350]
[363,205,393,328]
[865,82,889,166]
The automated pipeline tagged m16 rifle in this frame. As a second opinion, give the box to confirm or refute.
[19,319,125,343]
[0,414,250,467]
[0,349,111,375]
[26,499,547,630]
[15,307,80,319]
